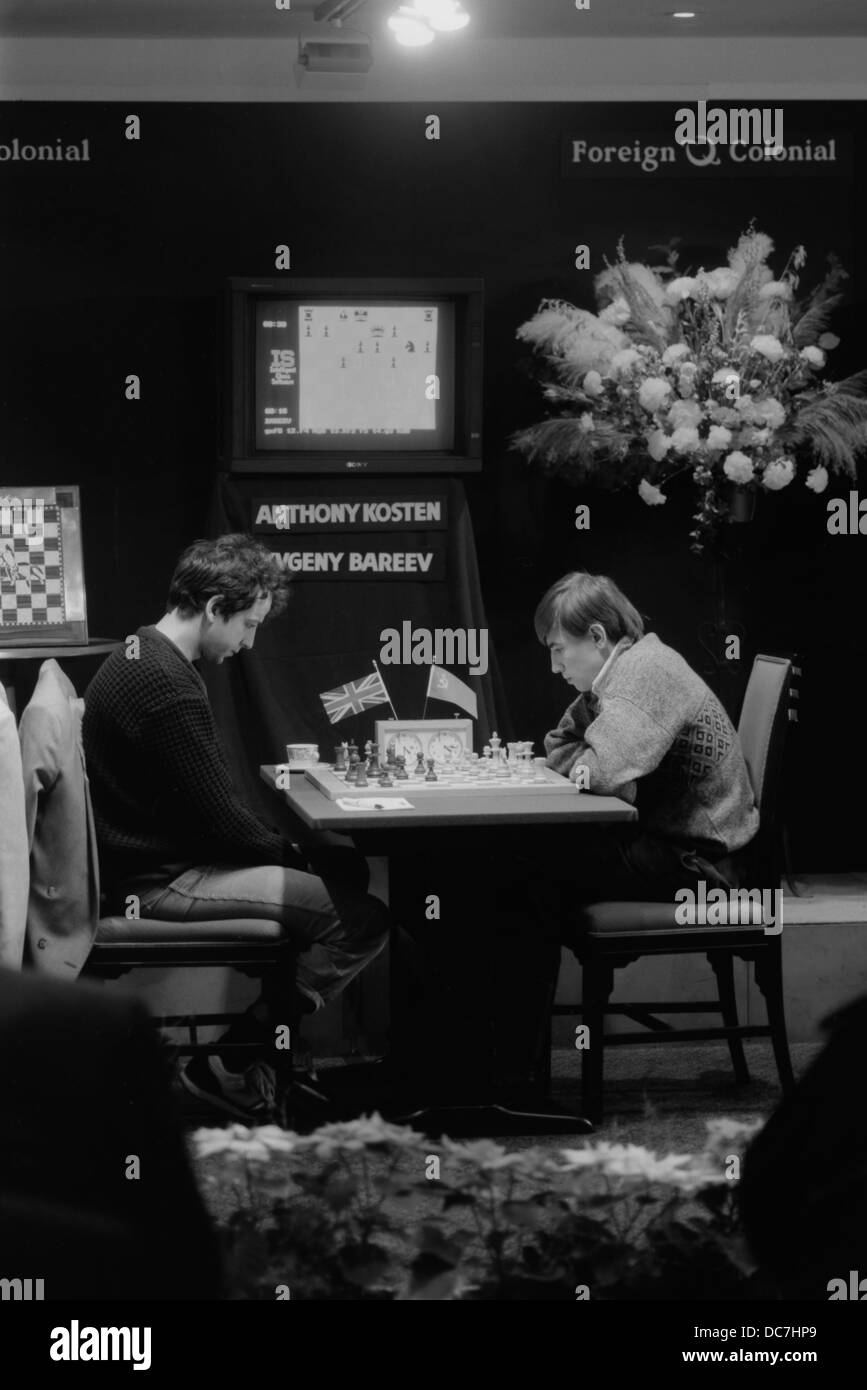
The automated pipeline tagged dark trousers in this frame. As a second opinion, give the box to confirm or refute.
[490,825,750,1087]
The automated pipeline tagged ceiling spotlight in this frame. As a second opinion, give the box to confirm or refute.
[388,9,437,45]
[671,11,696,16]
[412,0,471,31]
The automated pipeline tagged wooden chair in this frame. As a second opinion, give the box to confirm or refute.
[551,653,798,1124]
[82,912,297,1069]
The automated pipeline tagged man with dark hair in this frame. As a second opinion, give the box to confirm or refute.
[83,534,389,1120]
[535,569,758,901]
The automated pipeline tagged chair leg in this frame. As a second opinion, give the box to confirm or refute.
[755,941,795,1093]
[580,953,614,1125]
[708,951,750,1085]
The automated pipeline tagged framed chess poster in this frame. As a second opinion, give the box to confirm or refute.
[0,486,88,647]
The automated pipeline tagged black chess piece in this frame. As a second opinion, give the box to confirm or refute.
[368,749,381,778]
[425,759,438,782]
[346,752,360,784]
[395,756,409,781]
[415,751,426,775]
[355,759,369,788]
[378,766,394,788]
[333,744,348,773]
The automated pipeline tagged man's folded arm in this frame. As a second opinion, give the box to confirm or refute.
[567,695,674,798]
[140,697,308,870]
[544,695,594,777]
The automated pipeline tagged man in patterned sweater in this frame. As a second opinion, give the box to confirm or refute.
[537,570,758,901]
[83,534,389,1120]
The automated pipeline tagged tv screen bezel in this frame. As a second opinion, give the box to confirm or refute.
[224,276,483,476]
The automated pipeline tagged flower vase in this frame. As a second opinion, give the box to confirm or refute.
[727,486,756,524]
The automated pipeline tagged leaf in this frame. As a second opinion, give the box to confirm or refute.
[501,1200,550,1230]
[337,1243,393,1287]
[791,294,843,346]
[322,1175,359,1211]
[396,1257,461,1301]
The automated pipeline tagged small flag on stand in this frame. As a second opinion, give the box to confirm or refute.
[425,665,478,720]
[319,666,394,725]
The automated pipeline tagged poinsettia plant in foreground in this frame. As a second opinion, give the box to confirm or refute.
[192,1113,771,1300]
[511,226,867,552]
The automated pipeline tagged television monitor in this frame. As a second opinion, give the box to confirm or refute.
[223,277,483,475]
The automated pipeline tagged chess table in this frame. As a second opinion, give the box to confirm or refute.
[261,763,637,1135]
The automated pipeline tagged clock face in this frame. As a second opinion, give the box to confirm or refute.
[393,732,423,760]
[428,730,465,763]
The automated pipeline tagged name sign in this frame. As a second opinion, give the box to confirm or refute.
[253,495,448,533]
[561,131,852,179]
[266,536,446,582]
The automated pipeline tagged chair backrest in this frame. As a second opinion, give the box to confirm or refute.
[737,653,796,885]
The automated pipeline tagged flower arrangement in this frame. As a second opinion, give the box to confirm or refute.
[192,1112,771,1300]
[511,226,867,552]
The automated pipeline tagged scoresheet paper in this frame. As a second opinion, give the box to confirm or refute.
[336,796,415,811]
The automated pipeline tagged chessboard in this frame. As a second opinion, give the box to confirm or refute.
[306,761,578,800]
[0,504,66,630]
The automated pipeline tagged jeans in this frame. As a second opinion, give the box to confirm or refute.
[132,850,389,1016]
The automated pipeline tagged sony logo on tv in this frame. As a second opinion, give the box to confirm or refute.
[0,138,91,163]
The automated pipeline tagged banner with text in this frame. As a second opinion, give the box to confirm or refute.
[252,495,448,581]
[561,131,852,179]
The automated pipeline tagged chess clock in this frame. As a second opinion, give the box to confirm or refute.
[375,718,473,766]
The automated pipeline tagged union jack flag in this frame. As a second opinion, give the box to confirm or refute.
[319,668,391,725]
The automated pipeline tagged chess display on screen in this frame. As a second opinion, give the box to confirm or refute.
[254,301,454,452]
[0,504,66,631]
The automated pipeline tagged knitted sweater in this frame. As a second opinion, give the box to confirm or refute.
[82,626,305,897]
[544,633,759,855]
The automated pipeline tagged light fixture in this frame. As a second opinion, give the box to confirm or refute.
[412,0,471,31]
[671,11,696,17]
[388,8,437,46]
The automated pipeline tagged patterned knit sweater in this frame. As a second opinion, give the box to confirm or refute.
[82,626,305,897]
[544,632,759,855]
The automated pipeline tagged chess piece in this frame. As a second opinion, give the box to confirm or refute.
[378,766,394,788]
[364,739,373,762]
[345,751,360,784]
[425,759,438,782]
[415,751,426,776]
[333,744,348,773]
[395,755,409,781]
[355,759,369,788]
[368,749,381,778]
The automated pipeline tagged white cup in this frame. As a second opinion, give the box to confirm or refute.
[285,743,320,765]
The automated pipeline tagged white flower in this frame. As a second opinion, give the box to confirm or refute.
[646,429,672,461]
[818,332,840,350]
[578,412,595,433]
[723,450,755,484]
[517,305,629,375]
[697,267,741,299]
[750,334,787,363]
[670,425,700,453]
[664,276,698,304]
[599,295,632,326]
[661,343,690,366]
[758,280,793,301]
[638,376,672,411]
[706,424,733,451]
[805,465,829,493]
[751,396,787,429]
[762,457,795,490]
[583,369,604,397]
[638,478,667,506]
[728,230,775,272]
[712,367,741,394]
[799,345,826,368]
[667,398,703,431]
[611,347,643,375]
